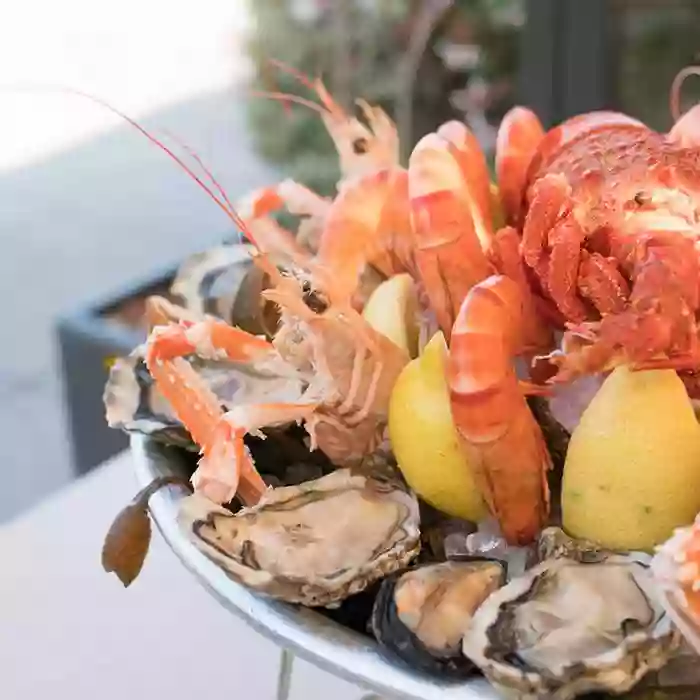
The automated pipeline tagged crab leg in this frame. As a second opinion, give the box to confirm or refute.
[195,402,318,506]
[149,318,273,363]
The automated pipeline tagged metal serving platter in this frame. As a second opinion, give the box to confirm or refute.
[131,433,499,700]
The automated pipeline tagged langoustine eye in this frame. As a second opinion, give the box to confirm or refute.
[352,137,369,155]
[634,191,651,206]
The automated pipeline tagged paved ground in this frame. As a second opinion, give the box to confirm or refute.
[0,88,277,522]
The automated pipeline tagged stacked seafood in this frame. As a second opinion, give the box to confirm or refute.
[102,66,700,699]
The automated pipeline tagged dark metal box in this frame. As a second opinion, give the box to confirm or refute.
[55,263,178,476]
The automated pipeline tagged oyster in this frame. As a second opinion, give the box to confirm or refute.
[170,242,278,336]
[104,352,194,448]
[534,526,614,565]
[371,560,505,677]
[103,346,306,448]
[462,551,679,700]
[178,468,421,607]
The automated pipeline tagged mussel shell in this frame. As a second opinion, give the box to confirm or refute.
[371,560,506,678]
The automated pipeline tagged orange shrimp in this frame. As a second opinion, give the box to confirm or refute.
[408,126,496,339]
[495,107,545,226]
[408,120,552,350]
[447,275,551,545]
[315,167,413,306]
[254,60,400,182]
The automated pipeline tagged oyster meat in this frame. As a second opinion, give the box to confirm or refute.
[178,469,421,607]
[371,560,505,677]
[462,551,679,700]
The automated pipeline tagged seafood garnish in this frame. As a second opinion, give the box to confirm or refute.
[93,59,700,698]
[178,468,420,607]
[462,550,679,700]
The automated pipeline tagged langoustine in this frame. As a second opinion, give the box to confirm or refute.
[144,255,409,506]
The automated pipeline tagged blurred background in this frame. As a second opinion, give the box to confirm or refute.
[2,0,700,524]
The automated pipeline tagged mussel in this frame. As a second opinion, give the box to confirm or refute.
[371,560,505,678]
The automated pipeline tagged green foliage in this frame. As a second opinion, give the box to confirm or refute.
[245,0,523,193]
[245,0,408,196]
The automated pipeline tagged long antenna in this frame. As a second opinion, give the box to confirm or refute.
[5,85,259,246]
[671,65,700,123]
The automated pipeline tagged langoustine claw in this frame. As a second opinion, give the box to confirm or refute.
[144,319,281,505]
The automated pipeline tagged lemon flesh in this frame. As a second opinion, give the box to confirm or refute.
[388,332,487,521]
[362,273,419,358]
[563,365,700,551]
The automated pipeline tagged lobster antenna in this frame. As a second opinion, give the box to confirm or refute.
[248,90,330,116]
[157,126,236,215]
[267,58,319,93]
[5,85,260,247]
[260,58,343,119]
[670,65,700,123]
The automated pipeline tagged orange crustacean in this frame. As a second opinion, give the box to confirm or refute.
[96,62,700,561]
[89,71,554,546]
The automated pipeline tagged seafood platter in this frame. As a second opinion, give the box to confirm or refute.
[101,65,700,699]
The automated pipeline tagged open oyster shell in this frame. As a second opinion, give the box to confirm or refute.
[178,468,421,607]
[461,550,679,700]
[104,351,194,448]
[171,242,278,336]
[103,346,306,449]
